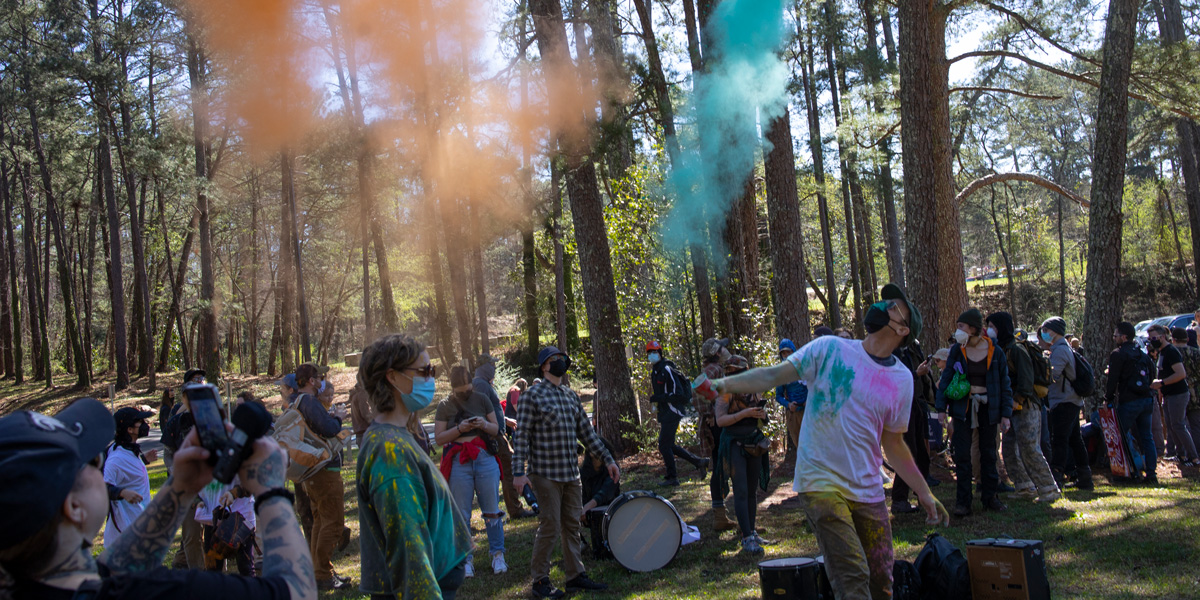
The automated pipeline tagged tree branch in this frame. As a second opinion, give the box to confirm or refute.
[946,50,1200,121]
[955,172,1089,209]
[975,1,1101,67]
[949,86,1062,101]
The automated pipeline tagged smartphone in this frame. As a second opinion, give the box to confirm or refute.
[926,354,934,362]
[183,383,228,455]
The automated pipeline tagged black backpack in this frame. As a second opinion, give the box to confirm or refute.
[1066,349,1096,397]
[892,559,922,600]
[665,365,693,410]
[1015,339,1052,397]
[915,533,972,600]
[1122,345,1155,399]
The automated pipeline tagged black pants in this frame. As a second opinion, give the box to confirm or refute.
[728,446,761,538]
[952,410,999,507]
[708,423,725,508]
[659,410,702,478]
[893,400,931,504]
[1049,403,1091,484]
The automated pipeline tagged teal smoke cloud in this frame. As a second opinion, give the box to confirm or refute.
[664,0,790,266]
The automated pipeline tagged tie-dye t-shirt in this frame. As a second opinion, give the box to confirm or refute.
[357,421,473,597]
[786,336,913,503]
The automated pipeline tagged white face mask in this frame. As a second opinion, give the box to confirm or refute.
[954,329,970,345]
[986,327,997,340]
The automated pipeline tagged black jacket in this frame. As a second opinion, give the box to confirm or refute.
[650,359,688,416]
[1105,341,1156,404]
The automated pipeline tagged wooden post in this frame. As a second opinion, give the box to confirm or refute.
[108,383,116,410]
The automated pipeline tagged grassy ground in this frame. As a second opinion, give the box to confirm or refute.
[12,374,1198,599]
[141,450,1200,600]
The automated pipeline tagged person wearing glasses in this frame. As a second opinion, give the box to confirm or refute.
[707,284,946,599]
[356,334,472,600]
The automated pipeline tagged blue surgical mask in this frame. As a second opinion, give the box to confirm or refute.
[1040,331,1053,344]
[648,352,661,364]
[394,376,436,412]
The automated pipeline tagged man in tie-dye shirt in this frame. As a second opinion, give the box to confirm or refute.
[713,283,949,600]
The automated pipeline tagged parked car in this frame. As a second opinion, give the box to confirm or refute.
[1135,314,1192,348]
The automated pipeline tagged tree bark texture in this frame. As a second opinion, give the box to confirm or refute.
[798,20,840,328]
[1081,0,1141,377]
[531,0,638,449]
[186,27,221,381]
[897,1,967,352]
[763,111,812,343]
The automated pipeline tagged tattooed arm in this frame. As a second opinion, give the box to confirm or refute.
[101,429,212,574]
[240,436,318,600]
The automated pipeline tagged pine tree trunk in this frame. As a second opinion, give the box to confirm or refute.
[282,150,313,363]
[0,155,11,378]
[424,219,457,367]
[116,49,154,389]
[185,26,220,381]
[1,153,20,382]
[531,0,638,449]
[862,0,904,286]
[277,157,295,376]
[763,111,812,343]
[19,162,47,382]
[897,1,967,351]
[1081,0,1141,376]
[438,195,474,365]
[551,159,569,350]
[468,200,490,355]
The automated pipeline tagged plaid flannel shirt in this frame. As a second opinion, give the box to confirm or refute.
[511,379,613,482]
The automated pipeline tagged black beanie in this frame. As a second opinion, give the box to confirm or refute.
[1041,316,1067,337]
[986,311,1015,346]
[957,308,984,333]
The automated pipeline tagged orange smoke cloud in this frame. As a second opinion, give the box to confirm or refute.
[185,0,604,230]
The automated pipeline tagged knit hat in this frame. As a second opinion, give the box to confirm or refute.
[1041,316,1067,337]
[813,326,834,338]
[957,308,984,333]
[778,339,797,353]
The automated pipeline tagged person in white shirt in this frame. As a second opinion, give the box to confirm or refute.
[102,407,157,547]
[710,283,948,600]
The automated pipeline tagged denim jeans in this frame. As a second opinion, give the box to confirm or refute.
[1117,396,1157,477]
[449,449,505,557]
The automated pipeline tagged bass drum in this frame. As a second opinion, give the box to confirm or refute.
[602,491,683,572]
[759,557,821,599]
[815,555,834,599]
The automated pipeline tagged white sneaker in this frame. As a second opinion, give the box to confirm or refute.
[464,561,475,578]
[492,553,508,574]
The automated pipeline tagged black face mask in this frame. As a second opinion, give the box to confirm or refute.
[863,303,891,334]
[1150,337,1164,349]
[137,422,150,438]
[548,359,569,378]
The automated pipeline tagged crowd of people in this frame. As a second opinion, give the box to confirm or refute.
[3,287,1199,600]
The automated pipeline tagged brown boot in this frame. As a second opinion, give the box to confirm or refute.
[713,509,736,532]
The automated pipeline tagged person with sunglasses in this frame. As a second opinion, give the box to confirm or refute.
[709,283,948,599]
[936,308,1014,517]
[357,334,473,600]
[0,398,316,600]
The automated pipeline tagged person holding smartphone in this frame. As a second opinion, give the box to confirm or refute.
[713,354,770,555]
[434,365,507,578]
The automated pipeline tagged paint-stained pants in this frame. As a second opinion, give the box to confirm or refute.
[302,469,345,582]
[799,492,893,600]
[528,474,585,583]
[1003,407,1058,495]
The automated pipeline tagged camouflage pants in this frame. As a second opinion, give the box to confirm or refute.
[1002,407,1059,495]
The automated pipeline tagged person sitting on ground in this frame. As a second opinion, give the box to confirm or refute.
[357,334,472,600]
[937,308,1014,517]
[435,365,508,578]
[103,407,158,548]
[0,397,316,600]
[578,437,620,558]
[988,312,1060,504]
[711,283,948,599]
[713,354,770,555]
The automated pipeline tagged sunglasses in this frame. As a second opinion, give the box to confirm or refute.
[403,364,437,379]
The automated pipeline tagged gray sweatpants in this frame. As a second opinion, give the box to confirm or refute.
[1165,392,1199,461]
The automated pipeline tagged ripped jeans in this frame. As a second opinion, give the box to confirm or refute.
[449,448,506,557]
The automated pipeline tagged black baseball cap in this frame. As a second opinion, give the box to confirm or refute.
[0,398,114,550]
[114,406,155,430]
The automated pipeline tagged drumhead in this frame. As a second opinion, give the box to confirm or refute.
[603,491,682,572]
[760,557,816,569]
